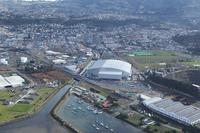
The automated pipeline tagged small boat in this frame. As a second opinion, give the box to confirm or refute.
[98,111,103,114]
[67,104,71,107]
[72,111,77,114]
[110,129,114,132]
[78,100,83,104]
[92,124,96,127]
[93,110,98,114]
[87,106,92,111]
[105,125,109,129]
[96,127,100,130]
[100,123,104,126]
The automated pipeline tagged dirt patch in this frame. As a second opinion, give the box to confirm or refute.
[31,70,70,83]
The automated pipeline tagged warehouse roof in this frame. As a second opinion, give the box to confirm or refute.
[143,98,200,125]
[98,71,122,75]
[88,59,132,74]
[5,75,25,87]
[0,75,11,89]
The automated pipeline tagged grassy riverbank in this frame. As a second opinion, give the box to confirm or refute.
[0,87,57,124]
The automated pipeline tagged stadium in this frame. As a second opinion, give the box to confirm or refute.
[86,59,132,80]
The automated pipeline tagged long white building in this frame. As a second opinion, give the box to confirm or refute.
[143,97,200,126]
[87,59,132,80]
[0,75,25,89]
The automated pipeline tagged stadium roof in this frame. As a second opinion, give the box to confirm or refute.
[88,59,132,74]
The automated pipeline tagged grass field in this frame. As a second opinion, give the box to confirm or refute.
[0,87,56,123]
[145,124,180,133]
[129,50,176,57]
[126,113,144,127]
[129,50,154,56]
[8,104,32,112]
[124,113,180,133]
[181,60,200,67]
[126,50,191,71]
[0,91,14,99]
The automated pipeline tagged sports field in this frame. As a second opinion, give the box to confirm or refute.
[127,50,191,71]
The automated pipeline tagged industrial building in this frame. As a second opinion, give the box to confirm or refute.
[0,59,8,65]
[52,59,66,64]
[143,97,200,126]
[0,74,25,89]
[20,57,28,64]
[87,59,132,80]
[0,76,11,89]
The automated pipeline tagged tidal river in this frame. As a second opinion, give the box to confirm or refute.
[0,84,144,133]
[0,85,73,133]
[56,95,144,133]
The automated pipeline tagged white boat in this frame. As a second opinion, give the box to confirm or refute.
[77,100,83,104]
[100,122,104,126]
[98,111,103,114]
[93,110,98,114]
[96,127,100,130]
[92,124,96,127]
[105,125,109,129]
[87,106,93,111]
[72,110,77,114]
[91,107,95,111]
[110,129,114,132]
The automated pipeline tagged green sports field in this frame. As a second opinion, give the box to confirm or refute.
[126,50,191,71]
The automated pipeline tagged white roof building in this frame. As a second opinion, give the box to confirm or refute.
[143,97,200,125]
[52,59,66,64]
[0,75,11,89]
[65,65,80,74]
[5,75,25,88]
[21,57,28,63]
[0,59,8,65]
[46,50,61,55]
[0,75,25,89]
[87,59,132,80]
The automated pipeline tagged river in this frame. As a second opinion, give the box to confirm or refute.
[56,95,144,133]
[0,85,74,133]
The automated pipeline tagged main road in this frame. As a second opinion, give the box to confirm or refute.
[0,85,74,133]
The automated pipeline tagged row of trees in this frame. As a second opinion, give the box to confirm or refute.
[148,75,200,98]
[24,64,53,74]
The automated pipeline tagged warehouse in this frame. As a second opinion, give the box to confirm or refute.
[0,75,11,89]
[52,59,66,64]
[5,75,25,88]
[0,74,25,89]
[143,97,200,125]
[87,59,132,80]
